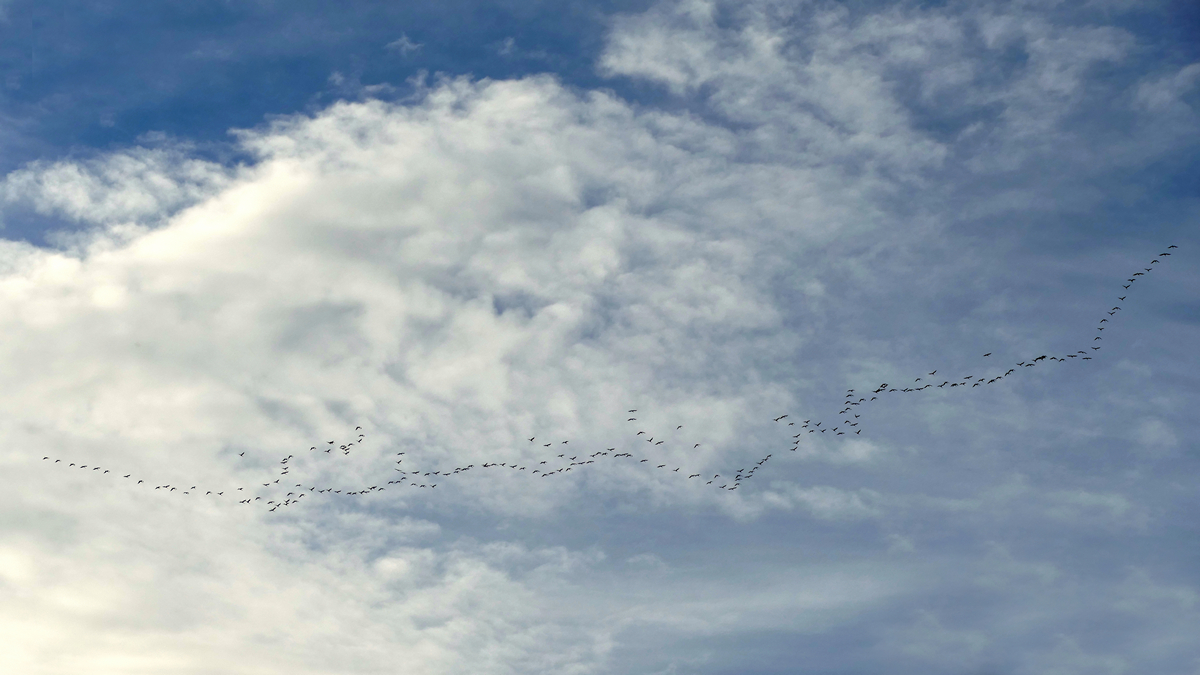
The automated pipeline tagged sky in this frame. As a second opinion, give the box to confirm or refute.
[0,1,1197,673]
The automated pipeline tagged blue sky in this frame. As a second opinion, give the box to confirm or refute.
[1,1,649,180]
[1,1,1198,674]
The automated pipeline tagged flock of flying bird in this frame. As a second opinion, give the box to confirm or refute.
[38,247,1179,511]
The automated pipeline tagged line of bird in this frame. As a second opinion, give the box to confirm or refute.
[36,247,1179,511]
[764,246,1178,448]
[38,420,761,513]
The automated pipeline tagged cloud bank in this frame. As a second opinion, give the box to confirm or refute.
[1,0,1196,673]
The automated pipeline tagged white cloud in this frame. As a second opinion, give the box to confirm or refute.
[1135,61,1200,112]
[1044,489,1149,530]
[0,71,855,672]
[599,0,1182,185]
[385,33,423,56]
[1,145,231,227]
[1132,417,1179,454]
[600,1,951,175]
[759,483,882,520]
[886,609,990,665]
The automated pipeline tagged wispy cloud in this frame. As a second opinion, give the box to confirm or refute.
[386,33,424,56]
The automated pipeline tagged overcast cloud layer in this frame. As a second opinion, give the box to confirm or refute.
[1,1,1198,673]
